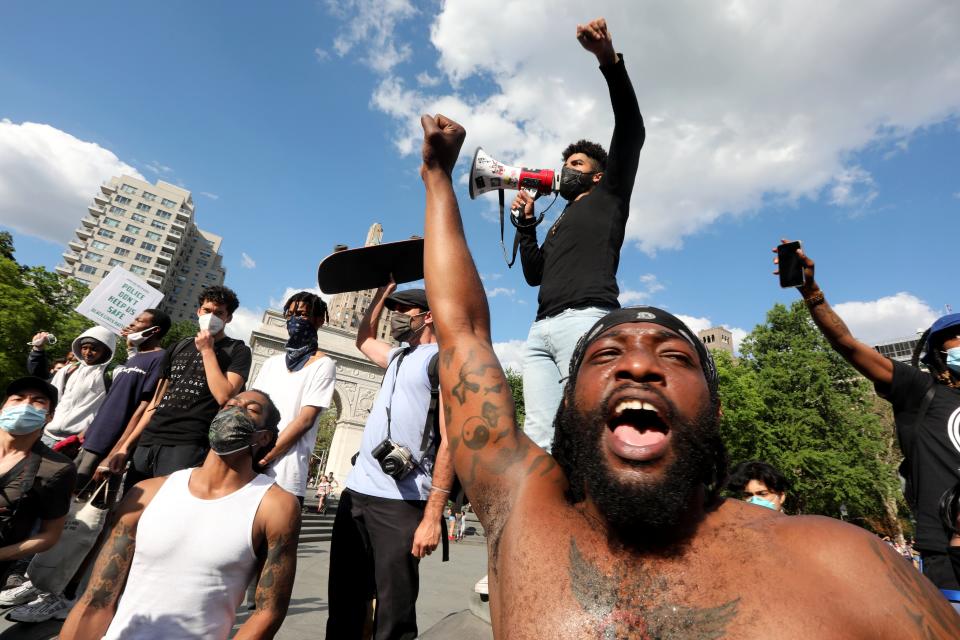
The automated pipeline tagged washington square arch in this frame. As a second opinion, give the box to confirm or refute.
[248,224,402,485]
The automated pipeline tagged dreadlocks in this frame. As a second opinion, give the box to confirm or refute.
[911,328,960,389]
[284,291,329,326]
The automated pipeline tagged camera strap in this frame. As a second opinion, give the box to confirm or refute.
[383,347,411,444]
[499,190,545,268]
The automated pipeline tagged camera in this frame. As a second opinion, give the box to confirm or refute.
[371,438,416,479]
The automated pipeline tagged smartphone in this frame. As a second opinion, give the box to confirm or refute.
[777,241,804,288]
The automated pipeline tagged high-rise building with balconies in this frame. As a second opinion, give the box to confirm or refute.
[55,176,226,324]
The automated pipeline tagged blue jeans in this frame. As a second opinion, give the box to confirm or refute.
[522,307,611,451]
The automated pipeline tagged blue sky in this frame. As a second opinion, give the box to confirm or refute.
[1,1,958,368]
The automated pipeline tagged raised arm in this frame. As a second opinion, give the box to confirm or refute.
[355,282,396,368]
[775,240,893,387]
[420,114,561,538]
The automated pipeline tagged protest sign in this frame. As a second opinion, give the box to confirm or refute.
[75,266,164,335]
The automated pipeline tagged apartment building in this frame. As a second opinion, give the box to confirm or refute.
[55,175,226,323]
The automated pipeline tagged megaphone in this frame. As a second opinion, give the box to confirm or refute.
[468,147,559,201]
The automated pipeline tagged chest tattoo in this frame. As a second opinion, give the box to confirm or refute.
[568,538,739,639]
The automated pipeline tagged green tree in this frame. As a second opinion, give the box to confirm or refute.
[0,241,92,389]
[505,367,525,430]
[717,301,904,537]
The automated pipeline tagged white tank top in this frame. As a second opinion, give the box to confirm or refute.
[104,469,275,640]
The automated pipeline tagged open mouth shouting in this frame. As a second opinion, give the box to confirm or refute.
[606,397,671,462]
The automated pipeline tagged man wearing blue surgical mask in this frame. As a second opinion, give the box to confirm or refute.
[106,285,252,492]
[727,461,788,513]
[0,377,76,585]
[777,240,960,591]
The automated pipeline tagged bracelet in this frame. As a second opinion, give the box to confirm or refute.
[431,486,451,494]
[804,291,825,308]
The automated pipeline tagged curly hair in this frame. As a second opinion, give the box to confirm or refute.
[726,460,790,494]
[284,291,329,325]
[198,285,240,314]
[562,139,608,172]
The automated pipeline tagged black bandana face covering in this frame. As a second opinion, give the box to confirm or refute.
[209,406,259,456]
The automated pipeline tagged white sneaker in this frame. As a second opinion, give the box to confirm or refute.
[474,574,489,596]
[7,591,74,622]
[0,580,37,607]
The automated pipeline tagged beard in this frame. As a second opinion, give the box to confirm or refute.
[552,386,725,552]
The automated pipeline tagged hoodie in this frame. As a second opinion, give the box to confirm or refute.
[42,326,116,440]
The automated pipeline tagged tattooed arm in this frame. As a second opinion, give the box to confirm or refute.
[774,240,893,387]
[59,479,163,640]
[419,114,563,538]
[235,486,301,640]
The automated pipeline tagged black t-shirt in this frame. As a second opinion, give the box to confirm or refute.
[139,336,252,447]
[518,56,644,321]
[881,360,960,553]
[0,442,76,546]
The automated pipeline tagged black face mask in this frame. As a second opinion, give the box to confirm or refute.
[559,166,598,201]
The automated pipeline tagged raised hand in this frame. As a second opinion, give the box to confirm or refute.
[420,114,466,178]
[772,238,817,294]
[576,18,617,66]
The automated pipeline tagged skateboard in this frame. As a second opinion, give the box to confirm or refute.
[317,238,424,294]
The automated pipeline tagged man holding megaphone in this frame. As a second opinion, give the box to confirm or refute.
[513,18,644,451]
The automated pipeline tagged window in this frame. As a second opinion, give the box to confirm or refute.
[85,252,103,263]
[125,224,141,234]
[115,196,132,205]
[151,220,167,230]
[200,251,212,259]
[140,242,157,252]
[114,247,130,257]
[129,265,147,275]
[108,258,125,267]
[109,206,126,216]
[120,235,136,245]
[78,264,98,275]
[145,231,162,241]
[142,192,157,202]
[136,203,151,212]
[131,213,146,223]
[103,217,120,228]
[120,184,138,194]
[135,253,152,263]
[161,198,177,208]
[155,209,172,220]
[75,277,91,286]
[90,240,108,250]
[197,259,208,268]
[97,229,115,239]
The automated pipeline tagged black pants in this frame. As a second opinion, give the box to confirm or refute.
[123,443,208,494]
[325,489,426,640]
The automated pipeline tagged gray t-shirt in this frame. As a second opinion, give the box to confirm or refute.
[346,344,438,501]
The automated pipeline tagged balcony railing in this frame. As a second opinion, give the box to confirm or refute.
[80,217,97,228]
[62,251,80,263]
[93,194,109,205]
[55,265,73,276]
[68,240,85,252]
[87,205,105,217]
[100,184,116,195]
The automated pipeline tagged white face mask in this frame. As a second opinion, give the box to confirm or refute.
[198,313,225,335]
[127,326,159,346]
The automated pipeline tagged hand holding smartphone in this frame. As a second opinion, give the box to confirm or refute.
[777,241,804,288]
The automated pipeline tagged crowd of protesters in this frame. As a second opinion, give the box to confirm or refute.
[1,14,958,640]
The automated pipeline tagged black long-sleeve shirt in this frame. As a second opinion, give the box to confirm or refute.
[518,56,644,321]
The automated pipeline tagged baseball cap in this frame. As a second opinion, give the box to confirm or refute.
[5,376,58,411]
[385,288,429,312]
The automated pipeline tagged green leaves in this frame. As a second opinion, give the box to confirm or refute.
[718,301,905,535]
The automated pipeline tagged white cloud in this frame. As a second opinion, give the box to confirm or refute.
[480,272,502,281]
[314,47,330,62]
[493,339,525,372]
[326,0,417,73]
[225,306,262,345]
[416,71,441,87]
[834,292,937,345]
[145,160,173,175]
[199,191,220,200]
[240,252,257,269]
[326,0,960,253]
[268,286,331,310]
[618,273,665,305]
[829,166,878,210]
[485,287,515,298]
[0,121,143,243]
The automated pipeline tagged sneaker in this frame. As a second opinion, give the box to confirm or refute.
[0,580,37,607]
[474,574,489,596]
[7,592,74,622]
